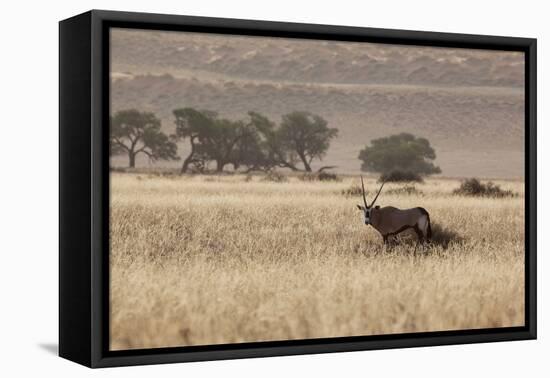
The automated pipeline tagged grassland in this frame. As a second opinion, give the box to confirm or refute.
[109,173,524,350]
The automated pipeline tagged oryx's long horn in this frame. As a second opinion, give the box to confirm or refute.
[361,176,369,208]
[370,181,386,207]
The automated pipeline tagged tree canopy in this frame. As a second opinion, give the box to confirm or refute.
[278,112,338,172]
[197,118,250,172]
[173,107,218,173]
[110,107,339,173]
[172,108,338,173]
[230,112,276,172]
[358,133,441,178]
[110,109,178,168]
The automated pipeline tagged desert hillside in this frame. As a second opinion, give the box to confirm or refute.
[110,29,525,178]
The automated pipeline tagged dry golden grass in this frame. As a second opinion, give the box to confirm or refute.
[109,173,525,350]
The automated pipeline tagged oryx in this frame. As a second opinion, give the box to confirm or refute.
[356,176,432,244]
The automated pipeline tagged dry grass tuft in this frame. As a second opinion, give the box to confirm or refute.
[299,172,340,182]
[453,178,517,198]
[340,183,363,197]
[261,170,288,183]
[386,185,424,196]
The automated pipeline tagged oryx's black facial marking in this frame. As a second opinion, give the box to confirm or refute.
[357,204,371,225]
[364,208,371,225]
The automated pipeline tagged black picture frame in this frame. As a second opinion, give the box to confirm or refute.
[59,9,537,368]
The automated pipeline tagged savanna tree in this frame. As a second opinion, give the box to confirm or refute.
[231,111,278,172]
[173,108,218,173]
[110,109,178,168]
[172,108,339,174]
[198,118,251,172]
[358,133,441,181]
[276,111,338,172]
[174,108,259,173]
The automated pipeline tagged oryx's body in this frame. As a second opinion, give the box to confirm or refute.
[368,206,431,244]
[356,177,432,244]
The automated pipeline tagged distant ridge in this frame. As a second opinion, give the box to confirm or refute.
[110,29,525,178]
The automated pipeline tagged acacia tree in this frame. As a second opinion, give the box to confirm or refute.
[246,112,302,172]
[174,108,254,173]
[277,111,338,172]
[230,112,278,172]
[358,132,441,180]
[172,109,339,173]
[230,129,269,172]
[110,109,178,168]
[198,118,250,172]
[173,108,218,173]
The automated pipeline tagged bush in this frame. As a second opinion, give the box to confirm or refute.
[299,172,340,182]
[298,173,317,182]
[318,171,339,181]
[386,185,424,196]
[453,178,516,198]
[379,170,424,183]
[261,170,288,183]
[341,184,363,197]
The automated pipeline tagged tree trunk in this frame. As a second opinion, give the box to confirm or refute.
[180,137,196,174]
[180,155,193,174]
[129,152,136,168]
[215,160,225,172]
[297,151,312,172]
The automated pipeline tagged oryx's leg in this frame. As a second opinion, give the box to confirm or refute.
[413,224,424,243]
[417,215,430,243]
[383,235,388,244]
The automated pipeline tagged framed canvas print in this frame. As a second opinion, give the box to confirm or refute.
[59,10,537,368]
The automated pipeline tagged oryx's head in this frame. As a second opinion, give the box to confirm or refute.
[356,176,385,225]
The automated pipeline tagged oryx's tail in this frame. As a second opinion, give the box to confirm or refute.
[417,207,432,241]
[427,215,432,240]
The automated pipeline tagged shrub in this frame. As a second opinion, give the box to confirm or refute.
[317,171,339,181]
[453,178,515,198]
[298,173,317,182]
[386,185,424,196]
[341,184,363,197]
[299,172,340,182]
[261,170,288,183]
[379,170,424,183]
